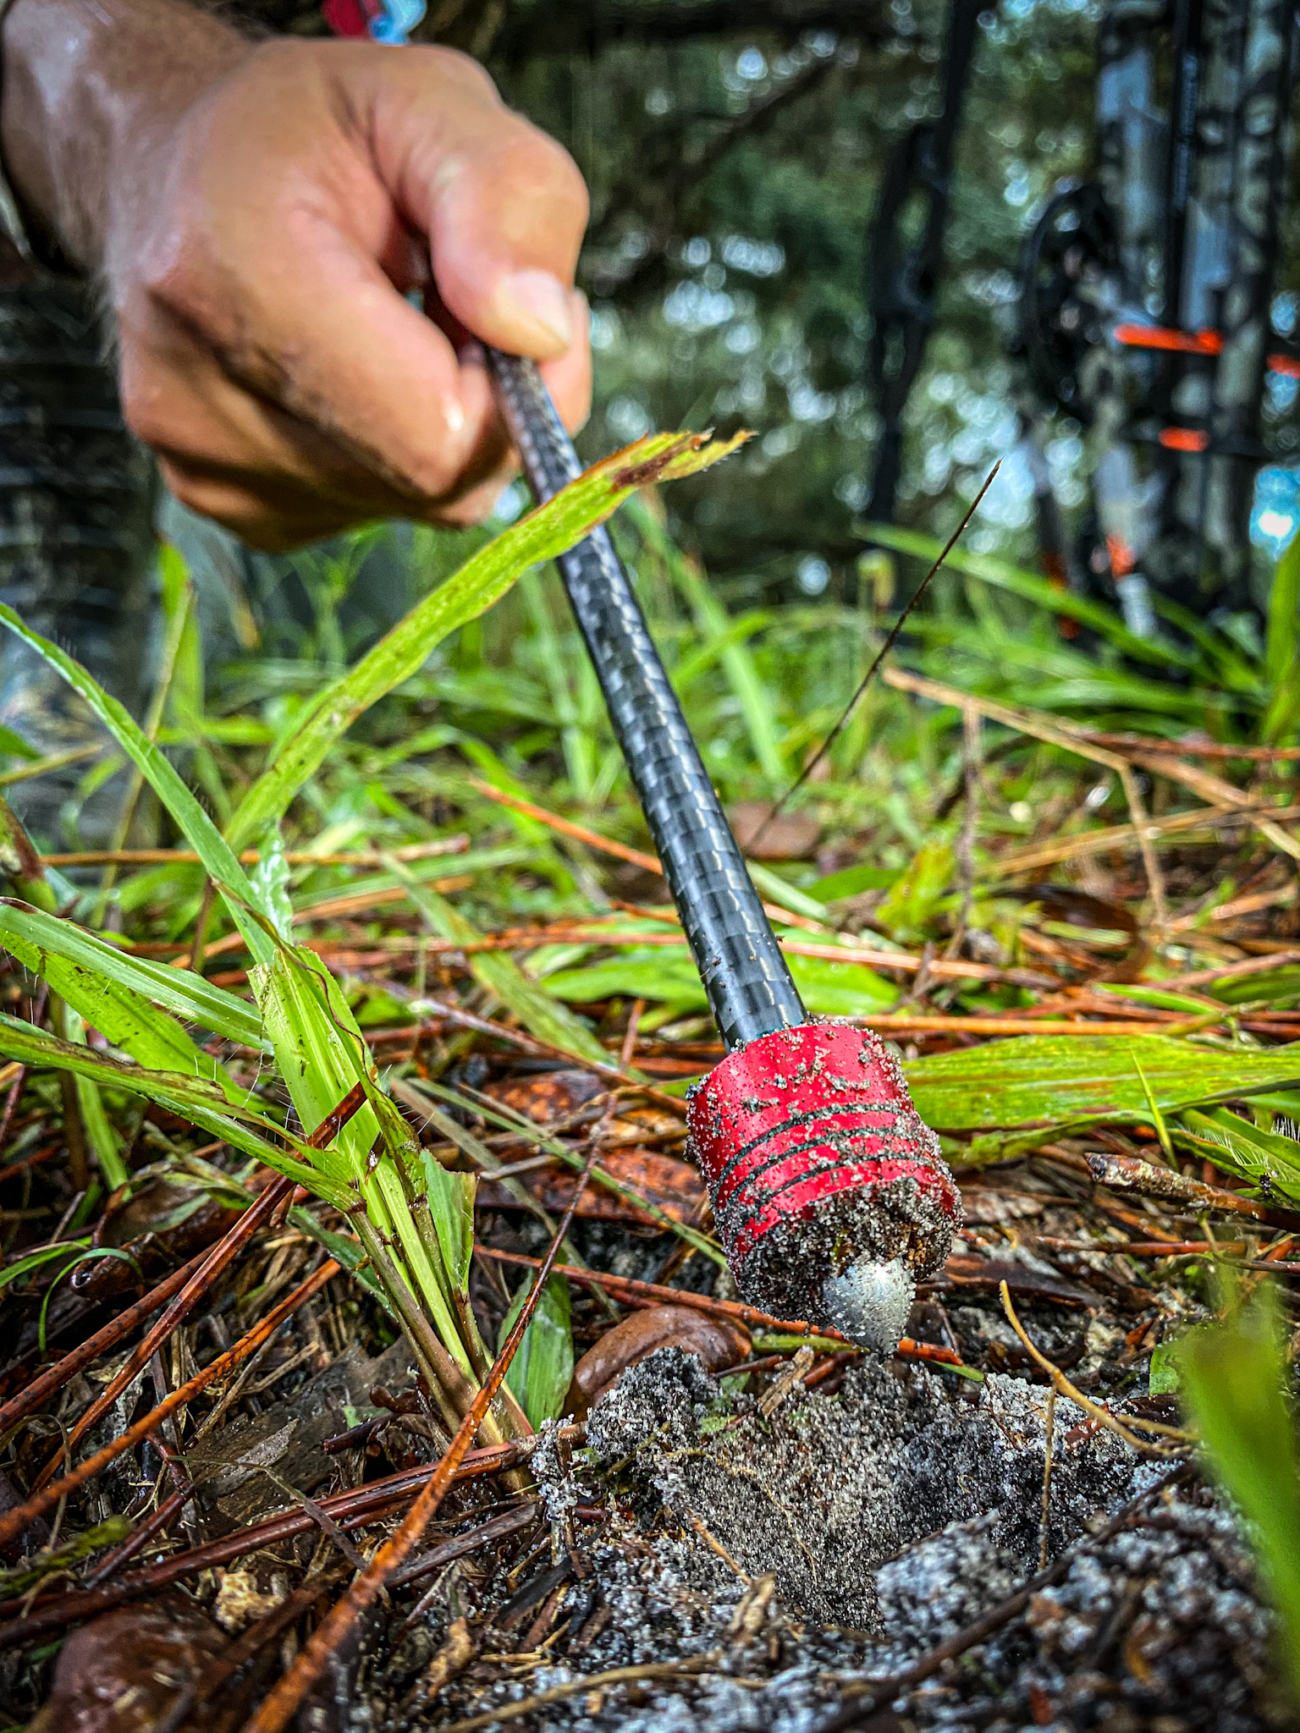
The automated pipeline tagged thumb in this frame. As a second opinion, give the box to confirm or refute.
[374,51,589,359]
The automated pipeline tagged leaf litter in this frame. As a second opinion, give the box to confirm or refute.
[0,460,1299,1729]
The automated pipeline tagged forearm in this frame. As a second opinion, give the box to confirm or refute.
[1,0,251,271]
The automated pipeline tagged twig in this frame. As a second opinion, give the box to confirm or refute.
[0,1245,213,1435]
[473,1246,966,1367]
[0,1436,555,1645]
[750,464,1000,851]
[993,801,1297,876]
[1156,949,1300,990]
[998,1281,1188,1454]
[884,666,1170,926]
[237,1147,605,1733]
[1082,1149,1271,1220]
[469,779,659,873]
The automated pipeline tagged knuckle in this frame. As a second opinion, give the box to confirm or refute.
[413,45,500,103]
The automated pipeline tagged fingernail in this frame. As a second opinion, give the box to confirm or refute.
[496,269,573,352]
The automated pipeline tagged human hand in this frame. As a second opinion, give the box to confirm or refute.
[3,3,590,548]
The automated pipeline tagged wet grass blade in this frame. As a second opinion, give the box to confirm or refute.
[225,430,748,851]
[905,1034,1300,1129]
[0,606,274,966]
[0,899,267,1049]
[0,1012,336,1197]
[1177,1280,1300,1706]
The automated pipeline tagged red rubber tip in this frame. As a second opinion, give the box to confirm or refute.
[687,1022,961,1339]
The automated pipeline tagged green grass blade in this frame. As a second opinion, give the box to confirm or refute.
[630,496,787,783]
[904,1034,1300,1130]
[1264,534,1300,742]
[252,944,379,1183]
[0,1238,91,1291]
[861,523,1194,670]
[2,904,245,1097]
[0,605,274,967]
[1177,1280,1300,1707]
[498,1271,573,1427]
[0,899,266,1049]
[0,1011,335,1197]
[226,430,748,851]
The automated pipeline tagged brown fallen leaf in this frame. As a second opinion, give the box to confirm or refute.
[568,1304,751,1415]
[729,801,821,861]
[26,1597,229,1733]
[480,1067,605,1125]
[481,1145,708,1225]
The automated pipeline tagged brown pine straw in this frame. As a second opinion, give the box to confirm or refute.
[474,1245,965,1368]
[32,1078,370,1488]
[0,1437,555,1645]
[0,1243,212,1436]
[238,1144,605,1733]
[998,1280,1188,1456]
[37,837,469,868]
[0,1256,340,1552]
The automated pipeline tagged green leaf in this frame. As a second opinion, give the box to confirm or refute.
[1177,1280,1300,1707]
[418,1150,476,1298]
[1147,1339,1181,1396]
[0,724,38,762]
[875,839,954,942]
[225,429,748,851]
[499,1273,573,1428]
[807,863,901,903]
[0,899,266,1050]
[903,1034,1300,1131]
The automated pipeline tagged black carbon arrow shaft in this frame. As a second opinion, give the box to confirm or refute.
[485,350,805,1052]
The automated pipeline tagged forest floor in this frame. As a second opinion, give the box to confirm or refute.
[3,517,1300,1730]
